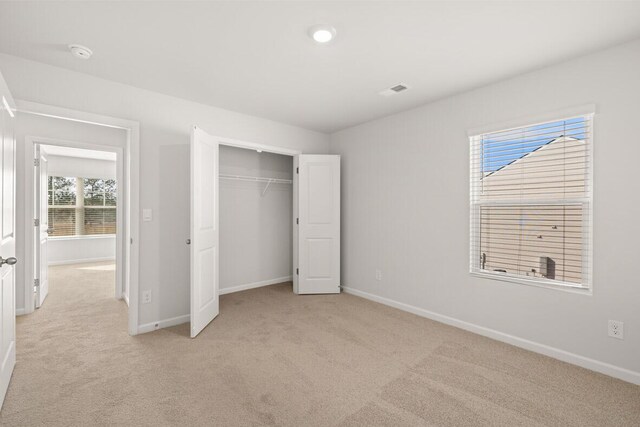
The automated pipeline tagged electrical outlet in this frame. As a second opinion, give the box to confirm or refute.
[608,320,624,340]
[375,269,382,281]
[142,290,152,304]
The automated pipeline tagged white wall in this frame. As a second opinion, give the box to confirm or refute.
[219,146,292,293]
[330,39,640,381]
[48,236,116,266]
[46,153,117,266]
[47,154,116,180]
[0,53,329,328]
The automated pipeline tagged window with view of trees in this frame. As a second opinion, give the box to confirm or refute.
[470,114,593,290]
[48,176,117,237]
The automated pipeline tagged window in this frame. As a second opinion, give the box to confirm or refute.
[48,176,117,237]
[469,115,593,290]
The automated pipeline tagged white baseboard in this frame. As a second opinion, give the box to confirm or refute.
[137,277,292,335]
[219,276,292,295]
[16,308,25,316]
[342,286,640,386]
[138,314,189,334]
[49,257,115,266]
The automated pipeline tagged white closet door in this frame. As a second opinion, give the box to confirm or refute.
[190,126,219,338]
[296,155,340,294]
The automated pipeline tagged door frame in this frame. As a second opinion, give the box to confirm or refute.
[208,132,301,296]
[30,138,124,301]
[34,145,49,308]
[216,135,302,157]
[18,100,141,336]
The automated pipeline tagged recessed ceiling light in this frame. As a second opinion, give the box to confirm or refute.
[308,25,336,44]
[68,44,93,59]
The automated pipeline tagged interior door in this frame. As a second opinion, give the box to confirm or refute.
[189,126,219,338]
[295,155,341,294]
[34,147,49,308]
[0,82,17,407]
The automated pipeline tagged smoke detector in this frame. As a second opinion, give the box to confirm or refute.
[68,44,93,59]
[379,84,410,97]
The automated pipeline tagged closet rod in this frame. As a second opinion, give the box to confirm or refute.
[219,173,292,185]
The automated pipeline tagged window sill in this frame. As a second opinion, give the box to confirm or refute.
[470,271,592,296]
[49,234,116,241]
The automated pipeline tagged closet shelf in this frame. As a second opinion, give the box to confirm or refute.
[219,173,292,196]
[219,174,292,185]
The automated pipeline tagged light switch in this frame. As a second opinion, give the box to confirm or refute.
[143,209,153,222]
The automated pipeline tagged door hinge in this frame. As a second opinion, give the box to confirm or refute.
[34,278,39,288]
[296,268,299,275]
[34,158,40,167]
[34,219,40,227]
[296,218,299,225]
[296,167,299,174]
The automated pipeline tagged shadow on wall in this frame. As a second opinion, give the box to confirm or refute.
[158,143,190,320]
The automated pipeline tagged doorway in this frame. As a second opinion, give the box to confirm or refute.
[218,145,294,296]
[17,100,140,335]
[34,144,120,309]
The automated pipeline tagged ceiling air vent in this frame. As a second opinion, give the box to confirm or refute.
[379,83,410,97]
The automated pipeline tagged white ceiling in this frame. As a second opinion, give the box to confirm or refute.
[41,145,116,161]
[1,1,640,133]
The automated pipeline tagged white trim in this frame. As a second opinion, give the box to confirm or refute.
[342,286,640,386]
[214,134,302,157]
[49,234,115,241]
[138,314,190,334]
[48,257,115,266]
[17,100,140,336]
[470,271,591,295]
[17,100,136,131]
[467,103,596,137]
[219,276,293,295]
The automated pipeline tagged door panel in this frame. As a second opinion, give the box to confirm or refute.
[0,81,16,408]
[34,149,48,307]
[307,238,332,278]
[190,126,219,338]
[297,155,340,294]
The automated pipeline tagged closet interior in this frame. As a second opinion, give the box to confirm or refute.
[218,145,294,294]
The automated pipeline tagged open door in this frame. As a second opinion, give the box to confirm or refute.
[189,126,219,338]
[34,147,49,307]
[0,80,17,407]
[295,155,341,294]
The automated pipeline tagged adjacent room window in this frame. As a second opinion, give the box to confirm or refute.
[48,176,117,237]
[469,114,593,289]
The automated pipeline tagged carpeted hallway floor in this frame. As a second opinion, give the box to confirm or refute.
[0,262,638,426]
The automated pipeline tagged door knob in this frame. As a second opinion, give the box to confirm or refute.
[0,257,17,266]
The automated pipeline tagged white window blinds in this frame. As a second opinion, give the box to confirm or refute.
[470,115,593,289]
[48,176,117,237]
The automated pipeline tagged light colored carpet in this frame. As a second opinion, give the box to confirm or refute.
[0,262,638,426]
